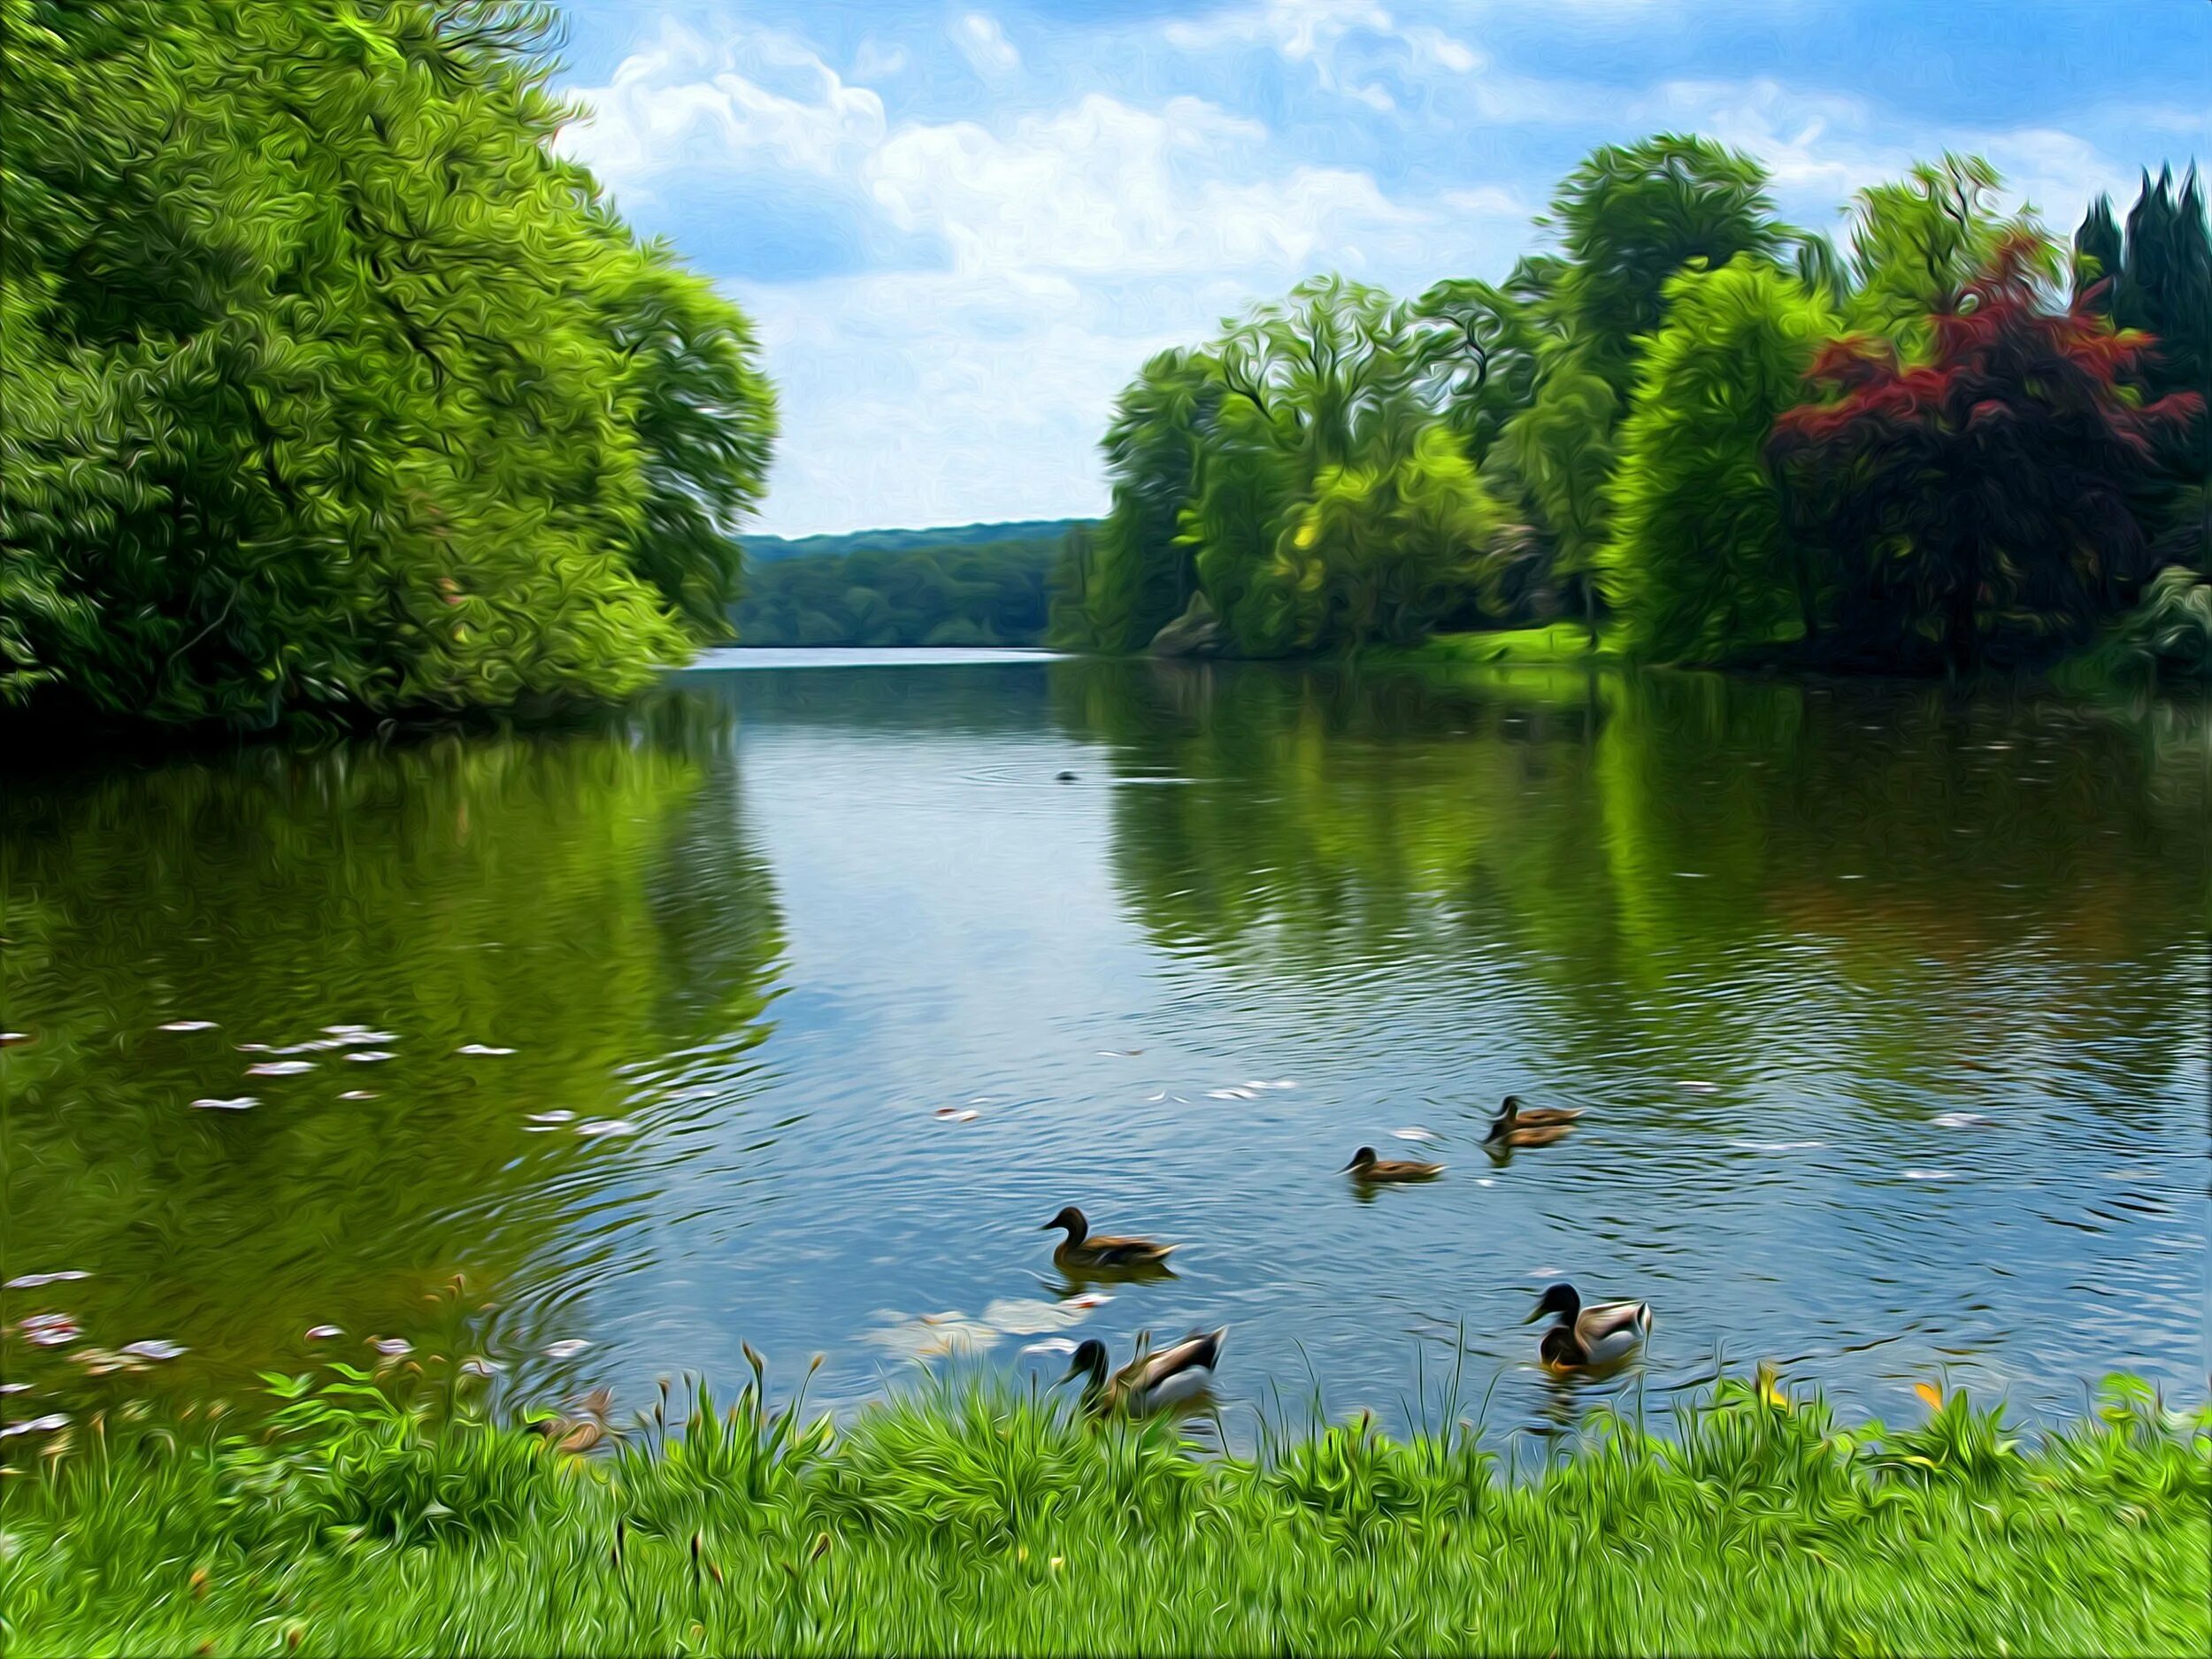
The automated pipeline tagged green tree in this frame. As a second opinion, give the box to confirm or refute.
[1539,134,1784,399]
[0,0,774,728]
[1271,427,1501,649]
[1052,349,1220,651]
[2073,196,2123,314]
[1845,155,2052,346]
[1601,262,1839,664]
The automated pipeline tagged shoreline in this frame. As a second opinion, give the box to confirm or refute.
[10,1371,2207,1655]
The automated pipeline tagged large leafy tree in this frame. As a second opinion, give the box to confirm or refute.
[1539,134,1785,399]
[1601,262,1839,664]
[1770,236,2202,673]
[1049,349,1220,652]
[1491,136,1785,629]
[0,0,773,727]
[1845,155,2051,343]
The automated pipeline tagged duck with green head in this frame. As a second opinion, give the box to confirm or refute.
[1041,1205,1178,1271]
[1526,1282,1651,1371]
[1059,1327,1225,1415]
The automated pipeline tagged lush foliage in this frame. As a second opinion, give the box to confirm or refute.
[1598,264,1839,663]
[7,1363,2205,1656]
[1771,237,2200,672]
[1051,280,1506,657]
[0,0,774,728]
[1056,135,2209,677]
[734,534,1067,647]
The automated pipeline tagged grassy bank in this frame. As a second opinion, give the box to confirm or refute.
[4,1366,2205,1656]
[1383,624,1626,669]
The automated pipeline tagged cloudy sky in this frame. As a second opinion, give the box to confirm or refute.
[551,0,2209,535]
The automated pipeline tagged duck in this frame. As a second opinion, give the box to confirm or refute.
[1041,1205,1178,1271]
[1342,1145,1444,1182]
[1060,1327,1225,1415]
[523,1385,617,1454]
[1526,1283,1652,1372]
[1484,1095,1580,1149]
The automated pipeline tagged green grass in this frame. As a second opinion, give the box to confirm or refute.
[1376,624,1627,669]
[4,1362,2205,1657]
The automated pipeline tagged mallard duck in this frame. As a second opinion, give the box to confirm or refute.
[523,1385,616,1454]
[1526,1283,1652,1371]
[1060,1328,1225,1414]
[1342,1146,1443,1182]
[1041,1206,1177,1271]
[1484,1095,1582,1148]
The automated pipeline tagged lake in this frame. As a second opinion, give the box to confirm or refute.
[4,652,2206,1449]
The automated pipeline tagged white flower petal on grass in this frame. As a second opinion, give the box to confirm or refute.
[160,1020,218,1033]
[5,1271,90,1290]
[246,1061,314,1078]
[120,1340,186,1362]
[191,1097,258,1111]
[457,1044,516,1056]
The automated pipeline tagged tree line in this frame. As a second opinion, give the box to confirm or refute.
[1048,138,2210,679]
[1,0,776,729]
[733,533,1065,647]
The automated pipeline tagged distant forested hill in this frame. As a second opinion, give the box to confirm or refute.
[739,520,1087,565]
[732,522,1094,647]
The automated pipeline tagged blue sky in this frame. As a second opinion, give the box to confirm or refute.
[550,1,2210,535]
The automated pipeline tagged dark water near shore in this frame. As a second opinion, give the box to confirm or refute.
[4,653,2206,1449]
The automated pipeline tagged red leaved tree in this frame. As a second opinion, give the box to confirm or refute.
[1770,234,2204,673]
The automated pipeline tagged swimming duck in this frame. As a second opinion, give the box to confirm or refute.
[1484,1095,1580,1149]
[1041,1205,1178,1271]
[1526,1283,1652,1372]
[1060,1327,1225,1415]
[1342,1146,1444,1182]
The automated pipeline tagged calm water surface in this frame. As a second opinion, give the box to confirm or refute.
[4,656,2206,1448]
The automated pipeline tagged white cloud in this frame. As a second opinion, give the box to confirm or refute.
[1634,78,2134,236]
[557,21,885,192]
[865,94,1427,280]
[952,12,1021,78]
[1164,0,1485,114]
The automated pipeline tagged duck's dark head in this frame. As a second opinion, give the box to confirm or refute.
[1041,1205,1088,1241]
[1526,1282,1582,1324]
[1484,1104,1516,1141]
[1058,1337,1109,1392]
[1342,1147,1379,1172]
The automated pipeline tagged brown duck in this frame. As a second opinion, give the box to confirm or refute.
[1484,1094,1582,1149]
[1042,1205,1178,1271]
[1342,1145,1443,1182]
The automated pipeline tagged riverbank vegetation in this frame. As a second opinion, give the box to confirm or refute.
[0,0,774,730]
[6,1363,2204,1656]
[1048,141,2211,681]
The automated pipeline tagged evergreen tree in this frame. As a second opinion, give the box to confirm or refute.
[2073,196,2123,314]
